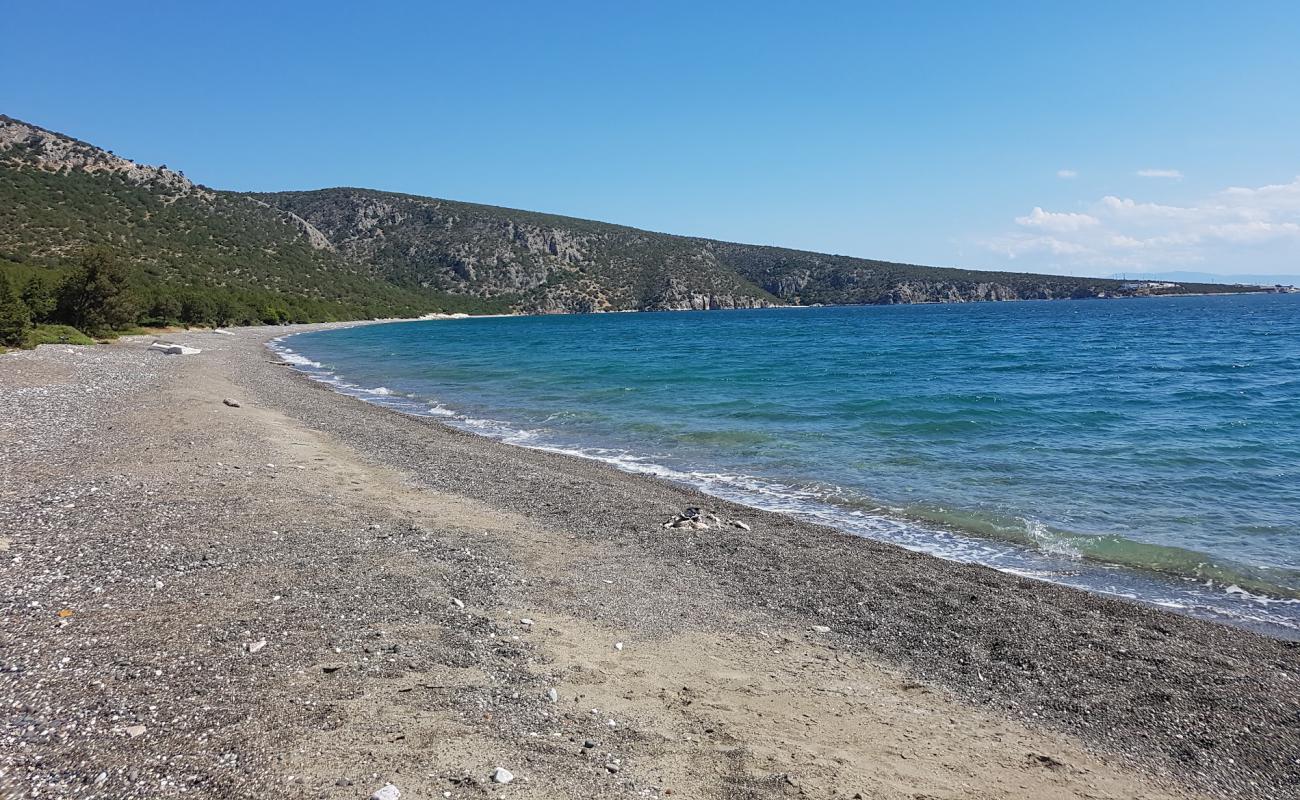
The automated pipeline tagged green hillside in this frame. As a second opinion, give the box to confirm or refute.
[0,113,1259,347]
[257,188,1254,313]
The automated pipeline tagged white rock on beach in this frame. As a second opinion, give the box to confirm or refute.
[490,767,514,784]
[245,639,267,654]
[371,783,401,800]
[811,625,831,634]
[148,342,201,355]
[546,687,559,703]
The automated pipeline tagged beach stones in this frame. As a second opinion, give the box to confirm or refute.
[371,784,401,800]
[663,507,752,532]
[490,767,514,784]
[222,398,241,408]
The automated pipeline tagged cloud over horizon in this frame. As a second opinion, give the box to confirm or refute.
[983,176,1300,274]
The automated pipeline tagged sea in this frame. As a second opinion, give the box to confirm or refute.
[271,293,1300,639]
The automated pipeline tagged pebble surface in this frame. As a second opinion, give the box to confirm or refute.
[2,326,1298,800]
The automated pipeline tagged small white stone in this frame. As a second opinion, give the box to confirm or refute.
[546,688,558,703]
[491,767,514,784]
[451,598,465,609]
[371,783,401,800]
[245,640,267,654]
[811,625,831,634]
[614,641,624,651]
[520,618,534,626]
[124,724,147,738]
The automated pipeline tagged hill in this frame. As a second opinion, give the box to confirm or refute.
[0,113,1257,339]
[258,188,1254,314]
[0,115,505,328]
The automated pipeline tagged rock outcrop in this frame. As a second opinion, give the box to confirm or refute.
[0,115,211,202]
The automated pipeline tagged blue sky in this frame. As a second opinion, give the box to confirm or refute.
[5,1,1299,277]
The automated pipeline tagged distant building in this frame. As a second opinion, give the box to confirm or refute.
[1269,284,1298,293]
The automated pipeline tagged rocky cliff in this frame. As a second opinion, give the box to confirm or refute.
[258,188,1158,312]
[0,115,208,202]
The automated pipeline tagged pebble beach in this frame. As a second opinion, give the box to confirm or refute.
[2,324,1298,800]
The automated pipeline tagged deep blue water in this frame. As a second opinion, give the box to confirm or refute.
[275,294,1300,637]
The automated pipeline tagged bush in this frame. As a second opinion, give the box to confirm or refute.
[22,324,95,348]
[0,271,32,346]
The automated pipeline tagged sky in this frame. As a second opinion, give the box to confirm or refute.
[5,1,1300,278]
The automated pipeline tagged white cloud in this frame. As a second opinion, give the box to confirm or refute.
[981,176,1300,273]
[1137,168,1184,178]
[1057,169,1078,179]
[1015,207,1099,232]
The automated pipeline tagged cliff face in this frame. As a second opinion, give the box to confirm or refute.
[255,189,782,313]
[875,281,1073,304]
[258,188,1148,313]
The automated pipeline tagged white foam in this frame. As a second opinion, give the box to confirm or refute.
[270,346,323,368]
[261,335,1300,639]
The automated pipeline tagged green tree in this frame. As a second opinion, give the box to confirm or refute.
[259,303,288,324]
[179,293,216,326]
[57,247,138,335]
[21,276,57,323]
[0,271,32,347]
[145,293,183,326]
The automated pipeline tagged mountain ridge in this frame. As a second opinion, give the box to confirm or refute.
[0,113,1258,326]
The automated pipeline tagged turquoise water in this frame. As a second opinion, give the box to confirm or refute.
[276,294,1300,637]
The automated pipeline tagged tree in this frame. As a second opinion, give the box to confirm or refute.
[57,247,138,335]
[0,271,32,347]
[259,303,288,325]
[21,275,57,323]
[179,293,216,326]
[145,293,183,326]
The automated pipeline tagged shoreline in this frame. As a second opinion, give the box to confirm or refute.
[272,317,1300,641]
[3,324,1298,799]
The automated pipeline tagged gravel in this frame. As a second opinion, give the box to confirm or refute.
[2,324,1298,800]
